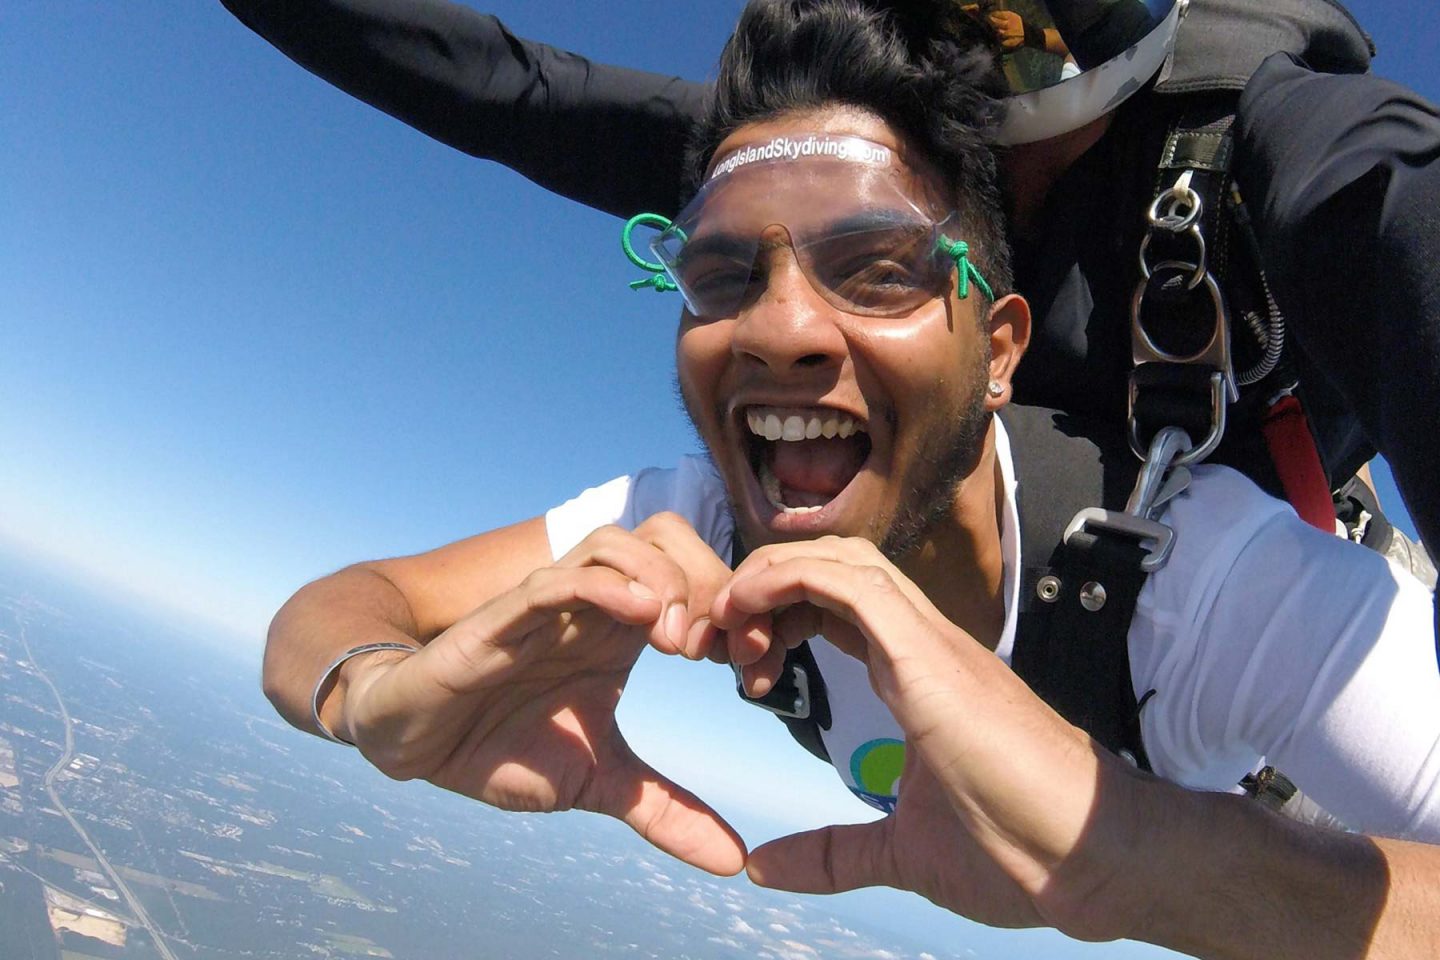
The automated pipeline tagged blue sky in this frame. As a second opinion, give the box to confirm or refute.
[3,2,1437,955]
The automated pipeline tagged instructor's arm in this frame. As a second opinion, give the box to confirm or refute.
[217,0,705,218]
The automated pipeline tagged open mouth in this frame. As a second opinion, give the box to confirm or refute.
[743,406,872,516]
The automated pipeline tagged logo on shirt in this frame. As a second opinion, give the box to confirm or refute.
[848,737,905,812]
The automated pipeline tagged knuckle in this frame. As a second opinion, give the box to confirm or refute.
[580,523,628,551]
[859,565,894,593]
[641,510,687,533]
[516,567,555,603]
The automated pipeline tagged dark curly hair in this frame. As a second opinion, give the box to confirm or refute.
[684,0,1013,299]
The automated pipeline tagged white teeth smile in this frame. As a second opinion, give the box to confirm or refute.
[745,410,865,443]
[746,408,866,515]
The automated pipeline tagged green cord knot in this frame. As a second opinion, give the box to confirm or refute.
[622,212,679,295]
[936,237,995,302]
[629,274,679,293]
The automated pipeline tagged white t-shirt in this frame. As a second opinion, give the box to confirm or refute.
[546,421,1440,841]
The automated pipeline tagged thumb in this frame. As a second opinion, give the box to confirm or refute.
[587,752,749,877]
[746,819,896,894]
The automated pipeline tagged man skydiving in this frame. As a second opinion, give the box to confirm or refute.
[261,2,1440,956]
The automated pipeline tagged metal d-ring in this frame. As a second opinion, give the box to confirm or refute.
[1131,261,1229,366]
[1127,370,1230,467]
[1137,227,1208,290]
[1147,170,1204,233]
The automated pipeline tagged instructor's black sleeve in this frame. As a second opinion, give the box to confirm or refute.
[1235,53,1440,550]
[218,0,706,218]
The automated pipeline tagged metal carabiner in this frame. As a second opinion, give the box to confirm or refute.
[1065,428,1194,574]
[1125,426,1193,518]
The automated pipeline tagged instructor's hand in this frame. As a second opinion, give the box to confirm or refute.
[342,514,745,875]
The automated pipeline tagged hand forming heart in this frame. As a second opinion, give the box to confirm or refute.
[709,536,1165,940]
[339,512,747,876]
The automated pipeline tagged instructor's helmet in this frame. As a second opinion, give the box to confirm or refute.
[955,0,1182,144]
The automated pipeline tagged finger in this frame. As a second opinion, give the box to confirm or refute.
[583,752,747,877]
[685,615,722,662]
[715,537,929,628]
[725,612,775,666]
[559,517,731,657]
[734,605,831,692]
[423,565,662,695]
[773,603,869,665]
[740,635,788,698]
[636,513,734,641]
[746,820,896,894]
[720,556,939,657]
[554,526,697,655]
[684,612,768,665]
[772,604,823,651]
[715,557,964,707]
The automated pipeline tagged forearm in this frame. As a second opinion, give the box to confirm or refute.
[263,516,554,737]
[1040,27,1068,58]
[1133,779,1438,960]
[262,564,420,736]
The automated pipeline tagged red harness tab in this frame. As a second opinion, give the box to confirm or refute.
[1261,395,1334,532]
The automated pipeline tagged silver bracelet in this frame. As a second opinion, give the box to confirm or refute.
[310,641,419,745]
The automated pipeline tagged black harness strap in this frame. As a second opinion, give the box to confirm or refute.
[1004,406,1154,770]
[1015,530,1154,770]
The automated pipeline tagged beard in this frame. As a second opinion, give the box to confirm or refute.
[674,345,993,565]
[875,358,991,561]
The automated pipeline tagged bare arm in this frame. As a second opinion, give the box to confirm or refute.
[1140,787,1435,960]
[263,516,550,737]
[716,537,1440,958]
[265,511,746,874]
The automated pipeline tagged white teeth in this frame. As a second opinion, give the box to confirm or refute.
[746,409,864,442]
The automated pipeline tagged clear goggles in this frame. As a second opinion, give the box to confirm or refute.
[622,135,993,319]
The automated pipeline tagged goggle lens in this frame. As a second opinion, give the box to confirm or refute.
[654,215,956,319]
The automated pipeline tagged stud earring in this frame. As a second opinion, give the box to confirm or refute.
[987,380,1005,397]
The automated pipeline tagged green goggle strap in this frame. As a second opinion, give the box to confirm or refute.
[623,213,679,293]
[936,237,994,302]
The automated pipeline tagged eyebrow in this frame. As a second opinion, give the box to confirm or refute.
[679,209,931,261]
[823,209,929,235]
[676,232,755,264]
